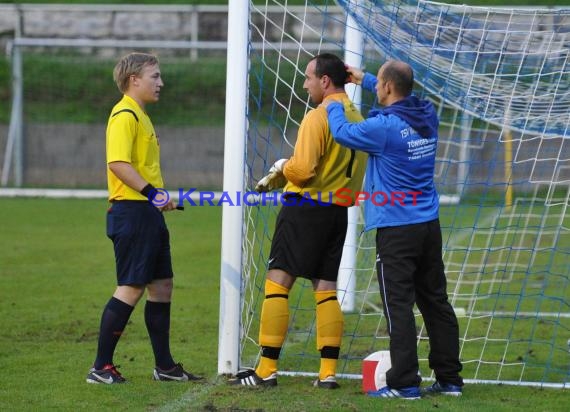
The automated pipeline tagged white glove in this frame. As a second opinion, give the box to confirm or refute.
[269,158,287,174]
[255,158,288,193]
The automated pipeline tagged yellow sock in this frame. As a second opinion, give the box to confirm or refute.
[315,290,343,380]
[319,358,338,381]
[256,279,289,379]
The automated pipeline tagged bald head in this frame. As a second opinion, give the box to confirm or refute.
[380,60,414,98]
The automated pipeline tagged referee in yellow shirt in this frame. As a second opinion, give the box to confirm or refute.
[230,53,367,389]
[86,52,202,384]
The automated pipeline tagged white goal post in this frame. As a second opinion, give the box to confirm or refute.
[217,0,248,375]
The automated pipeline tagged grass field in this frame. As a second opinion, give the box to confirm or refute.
[1,197,569,411]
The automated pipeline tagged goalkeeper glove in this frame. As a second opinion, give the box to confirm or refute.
[255,158,288,193]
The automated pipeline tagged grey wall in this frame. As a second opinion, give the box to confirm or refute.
[18,124,225,189]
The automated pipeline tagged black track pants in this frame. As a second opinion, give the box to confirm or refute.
[375,219,463,388]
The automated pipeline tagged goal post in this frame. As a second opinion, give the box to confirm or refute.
[217,0,249,375]
[221,0,570,387]
[337,15,364,313]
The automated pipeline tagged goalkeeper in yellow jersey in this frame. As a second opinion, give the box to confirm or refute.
[230,53,367,389]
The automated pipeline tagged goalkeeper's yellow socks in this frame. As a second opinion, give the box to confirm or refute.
[319,352,340,381]
[315,290,344,380]
[256,279,290,379]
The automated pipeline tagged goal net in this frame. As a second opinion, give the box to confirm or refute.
[219,0,570,387]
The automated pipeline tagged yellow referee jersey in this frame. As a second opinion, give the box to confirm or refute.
[106,95,164,201]
[283,92,367,205]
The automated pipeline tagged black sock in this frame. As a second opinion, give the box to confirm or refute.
[94,297,134,369]
[145,301,175,370]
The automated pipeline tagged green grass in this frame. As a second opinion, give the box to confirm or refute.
[1,197,569,411]
[0,54,228,125]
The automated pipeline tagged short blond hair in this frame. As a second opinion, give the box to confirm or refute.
[113,52,159,93]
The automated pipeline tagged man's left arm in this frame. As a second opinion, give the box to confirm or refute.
[325,103,385,155]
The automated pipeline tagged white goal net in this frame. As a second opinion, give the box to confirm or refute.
[219,0,570,388]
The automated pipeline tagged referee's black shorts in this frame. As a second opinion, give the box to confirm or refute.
[107,200,173,286]
[268,197,348,281]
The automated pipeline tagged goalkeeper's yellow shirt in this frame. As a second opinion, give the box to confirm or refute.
[106,95,164,201]
[283,92,367,206]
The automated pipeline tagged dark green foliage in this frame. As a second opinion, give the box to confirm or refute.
[0,54,229,125]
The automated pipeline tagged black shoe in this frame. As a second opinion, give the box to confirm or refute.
[86,364,126,384]
[313,376,340,389]
[423,381,462,396]
[153,363,204,382]
[228,368,277,387]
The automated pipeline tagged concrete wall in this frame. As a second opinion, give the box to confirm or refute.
[2,121,561,193]
[0,4,230,42]
[0,4,337,50]
[17,124,226,189]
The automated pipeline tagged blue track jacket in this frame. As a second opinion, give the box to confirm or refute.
[326,72,440,231]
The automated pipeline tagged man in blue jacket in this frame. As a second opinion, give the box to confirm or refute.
[325,60,463,399]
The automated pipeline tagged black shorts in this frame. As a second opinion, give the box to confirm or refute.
[268,198,348,281]
[107,201,173,286]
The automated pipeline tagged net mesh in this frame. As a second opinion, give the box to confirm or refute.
[238,0,570,386]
